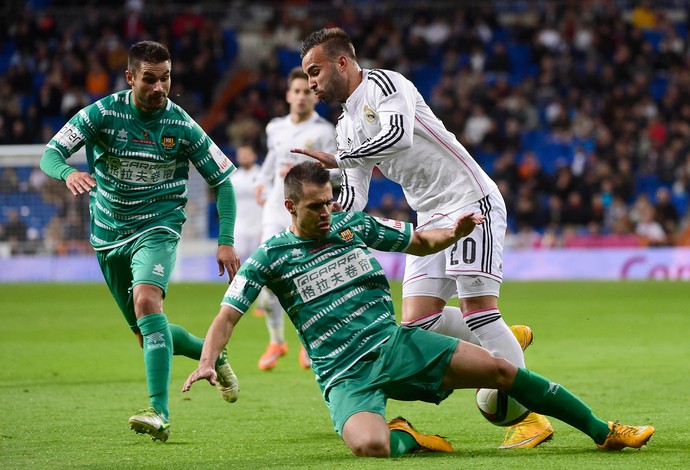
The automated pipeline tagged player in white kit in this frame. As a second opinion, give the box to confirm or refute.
[230,145,263,260]
[253,67,336,370]
[293,27,554,449]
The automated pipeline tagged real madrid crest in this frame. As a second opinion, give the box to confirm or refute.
[364,105,376,123]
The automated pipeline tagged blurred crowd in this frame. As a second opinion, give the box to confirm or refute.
[2,0,690,252]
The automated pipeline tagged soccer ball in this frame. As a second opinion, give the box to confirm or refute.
[475,388,530,426]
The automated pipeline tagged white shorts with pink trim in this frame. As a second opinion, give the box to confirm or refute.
[403,189,506,299]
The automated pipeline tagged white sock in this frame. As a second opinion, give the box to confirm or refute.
[261,289,285,344]
[463,308,525,367]
[402,306,480,344]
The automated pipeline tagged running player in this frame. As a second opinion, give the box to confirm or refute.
[40,40,240,442]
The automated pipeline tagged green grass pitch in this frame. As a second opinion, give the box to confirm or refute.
[1,281,688,469]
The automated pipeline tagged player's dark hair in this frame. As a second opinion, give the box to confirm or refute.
[128,41,171,74]
[284,162,331,201]
[300,27,356,61]
[288,66,308,85]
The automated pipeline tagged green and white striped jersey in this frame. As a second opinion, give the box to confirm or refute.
[46,90,235,250]
[222,211,414,391]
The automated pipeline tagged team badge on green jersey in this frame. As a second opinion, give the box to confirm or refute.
[162,136,176,149]
[339,228,354,242]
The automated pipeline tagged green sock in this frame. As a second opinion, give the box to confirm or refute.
[169,323,204,359]
[137,313,173,421]
[389,430,419,457]
[509,368,610,444]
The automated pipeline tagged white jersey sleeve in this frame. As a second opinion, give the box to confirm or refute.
[337,166,373,212]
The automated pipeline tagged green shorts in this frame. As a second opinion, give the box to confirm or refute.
[96,229,179,332]
[325,326,460,436]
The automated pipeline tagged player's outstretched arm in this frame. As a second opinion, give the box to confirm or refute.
[451,211,484,238]
[405,212,485,257]
[183,305,242,392]
[291,148,338,169]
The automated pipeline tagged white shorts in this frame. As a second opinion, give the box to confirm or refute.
[403,190,506,300]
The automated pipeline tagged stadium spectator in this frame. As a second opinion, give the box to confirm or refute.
[39,40,241,442]
[294,27,554,449]
[171,5,205,39]
[0,167,20,193]
[561,191,593,228]
[517,150,550,194]
[37,73,64,118]
[514,186,544,229]
[2,208,29,255]
[183,161,655,458]
[123,0,144,41]
[654,186,680,234]
[630,0,657,30]
[4,119,33,145]
[225,107,264,151]
[485,41,511,74]
[463,103,494,148]
[84,54,111,98]
[636,203,669,246]
[60,87,91,119]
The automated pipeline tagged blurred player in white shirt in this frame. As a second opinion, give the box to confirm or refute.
[293,27,553,449]
[229,145,263,260]
[254,67,336,371]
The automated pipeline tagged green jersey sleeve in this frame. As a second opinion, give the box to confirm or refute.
[186,120,235,187]
[213,178,237,246]
[41,102,105,179]
[40,147,78,181]
[47,103,102,157]
[358,212,414,253]
[221,249,270,313]
[44,102,102,165]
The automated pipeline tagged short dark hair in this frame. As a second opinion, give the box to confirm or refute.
[128,41,171,74]
[300,27,356,61]
[284,162,331,201]
[288,66,308,85]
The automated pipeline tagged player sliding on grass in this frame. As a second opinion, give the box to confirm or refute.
[291,26,552,450]
[184,162,654,457]
[40,40,241,442]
